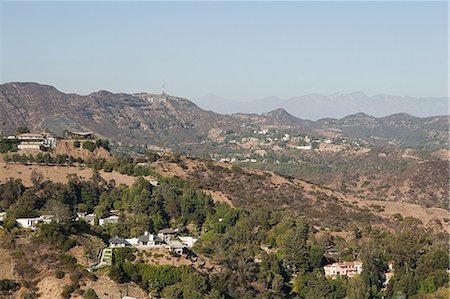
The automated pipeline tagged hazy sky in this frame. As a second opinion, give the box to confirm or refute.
[0,1,448,100]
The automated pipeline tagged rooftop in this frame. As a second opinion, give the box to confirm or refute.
[17,133,44,138]
[109,236,126,244]
[137,231,161,243]
[159,228,177,234]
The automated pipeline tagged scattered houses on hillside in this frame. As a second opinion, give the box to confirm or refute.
[107,228,193,256]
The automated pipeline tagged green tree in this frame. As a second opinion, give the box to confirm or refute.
[83,288,99,299]
[82,141,97,152]
[16,126,30,134]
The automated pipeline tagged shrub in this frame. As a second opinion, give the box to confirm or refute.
[16,126,30,134]
[102,162,114,173]
[83,288,99,299]
[82,141,96,152]
[61,284,75,299]
[55,270,65,279]
[393,213,403,221]
[73,140,81,148]
[0,279,19,292]
[60,254,77,270]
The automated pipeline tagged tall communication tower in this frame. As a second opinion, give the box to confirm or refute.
[161,80,166,96]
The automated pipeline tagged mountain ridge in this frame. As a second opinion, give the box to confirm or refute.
[0,82,448,150]
[193,92,448,120]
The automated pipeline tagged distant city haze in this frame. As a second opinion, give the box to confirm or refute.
[1,1,448,103]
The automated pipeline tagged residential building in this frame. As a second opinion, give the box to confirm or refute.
[16,133,56,150]
[137,231,163,246]
[158,228,177,241]
[16,215,54,230]
[83,214,97,225]
[324,260,363,278]
[178,236,198,248]
[165,239,185,255]
[99,215,119,226]
[17,133,45,150]
[109,236,129,248]
[0,212,6,222]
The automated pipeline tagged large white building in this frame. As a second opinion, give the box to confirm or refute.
[324,260,363,278]
[16,133,56,150]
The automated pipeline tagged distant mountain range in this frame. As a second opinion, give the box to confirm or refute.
[0,82,448,151]
[193,92,448,120]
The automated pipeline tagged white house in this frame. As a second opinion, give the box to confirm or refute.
[324,260,363,278]
[165,239,185,255]
[0,212,6,222]
[137,231,163,247]
[99,216,119,226]
[178,236,198,248]
[16,133,57,150]
[16,215,53,230]
[83,214,97,225]
[76,213,97,225]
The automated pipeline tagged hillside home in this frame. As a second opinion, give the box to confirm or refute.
[137,231,163,246]
[0,212,6,222]
[83,214,97,225]
[99,215,119,226]
[178,236,198,248]
[324,260,363,278]
[16,133,56,150]
[165,239,185,255]
[76,212,97,225]
[158,228,177,241]
[16,215,54,230]
[109,236,129,248]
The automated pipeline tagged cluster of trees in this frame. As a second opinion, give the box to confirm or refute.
[0,139,19,153]
[3,153,83,165]
[109,248,221,298]
[73,139,110,152]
